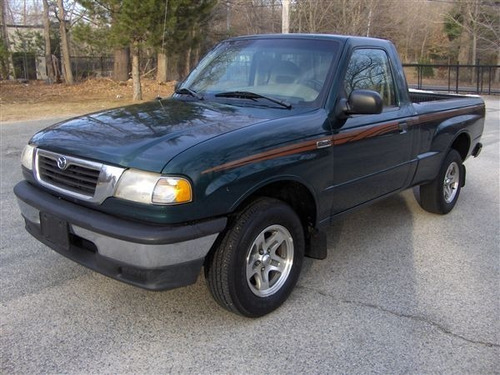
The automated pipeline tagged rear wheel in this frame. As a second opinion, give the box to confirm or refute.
[419,149,463,214]
[205,198,304,317]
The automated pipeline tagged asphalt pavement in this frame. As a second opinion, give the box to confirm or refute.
[1,99,499,374]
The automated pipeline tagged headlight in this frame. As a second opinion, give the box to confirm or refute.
[114,169,192,205]
[21,144,35,170]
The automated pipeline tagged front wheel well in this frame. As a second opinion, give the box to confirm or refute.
[233,181,327,259]
[237,181,317,231]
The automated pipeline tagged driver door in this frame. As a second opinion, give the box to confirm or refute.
[331,48,414,214]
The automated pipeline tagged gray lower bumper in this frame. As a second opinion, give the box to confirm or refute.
[14,181,227,290]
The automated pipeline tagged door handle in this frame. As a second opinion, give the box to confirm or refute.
[398,122,408,134]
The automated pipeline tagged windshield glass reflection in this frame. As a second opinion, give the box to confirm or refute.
[182,38,339,106]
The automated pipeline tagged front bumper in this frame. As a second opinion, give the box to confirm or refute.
[14,181,227,290]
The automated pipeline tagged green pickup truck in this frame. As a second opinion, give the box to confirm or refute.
[15,34,485,317]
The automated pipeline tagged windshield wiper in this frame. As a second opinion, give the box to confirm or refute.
[215,91,292,109]
[175,87,204,100]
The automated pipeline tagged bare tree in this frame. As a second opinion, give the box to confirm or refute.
[56,0,73,83]
[376,0,448,63]
[227,0,276,35]
[292,0,336,33]
[42,0,54,82]
[290,0,382,36]
[443,0,499,83]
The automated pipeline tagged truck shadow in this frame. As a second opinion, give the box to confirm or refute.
[299,189,420,312]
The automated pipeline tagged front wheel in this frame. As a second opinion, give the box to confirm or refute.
[205,198,304,317]
[419,149,463,214]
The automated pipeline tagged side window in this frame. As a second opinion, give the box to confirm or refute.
[344,49,397,107]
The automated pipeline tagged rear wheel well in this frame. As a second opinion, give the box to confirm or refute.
[451,133,470,161]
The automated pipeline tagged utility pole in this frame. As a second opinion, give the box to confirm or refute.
[282,0,289,34]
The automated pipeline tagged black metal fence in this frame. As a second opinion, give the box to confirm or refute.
[403,63,500,95]
[71,56,114,79]
[12,52,37,80]
[16,54,500,96]
[69,55,159,80]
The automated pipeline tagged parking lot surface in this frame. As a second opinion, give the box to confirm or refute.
[1,98,499,374]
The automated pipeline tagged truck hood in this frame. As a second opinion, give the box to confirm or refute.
[31,99,287,172]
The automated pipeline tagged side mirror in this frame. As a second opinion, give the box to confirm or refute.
[348,89,383,115]
[335,89,383,120]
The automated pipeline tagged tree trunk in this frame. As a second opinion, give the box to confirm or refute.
[0,0,15,79]
[156,51,168,82]
[131,42,142,101]
[366,0,375,37]
[42,0,55,82]
[57,0,73,84]
[182,46,192,79]
[190,27,199,73]
[23,0,27,24]
[495,53,500,83]
[420,34,428,61]
[181,26,196,79]
[471,28,477,84]
[167,53,179,81]
[192,47,200,70]
[113,47,129,81]
[470,0,479,84]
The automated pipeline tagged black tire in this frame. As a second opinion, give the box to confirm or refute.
[205,197,305,317]
[419,149,463,214]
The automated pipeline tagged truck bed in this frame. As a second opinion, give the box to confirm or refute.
[409,88,478,104]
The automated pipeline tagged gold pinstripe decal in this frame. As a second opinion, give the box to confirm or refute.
[201,105,482,174]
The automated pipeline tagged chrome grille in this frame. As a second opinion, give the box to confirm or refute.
[38,155,100,196]
[33,149,125,204]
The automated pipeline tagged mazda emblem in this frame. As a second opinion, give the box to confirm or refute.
[57,156,68,170]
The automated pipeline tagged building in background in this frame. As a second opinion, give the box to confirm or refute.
[6,24,47,80]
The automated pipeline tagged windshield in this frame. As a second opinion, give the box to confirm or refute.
[181,38,339,106]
